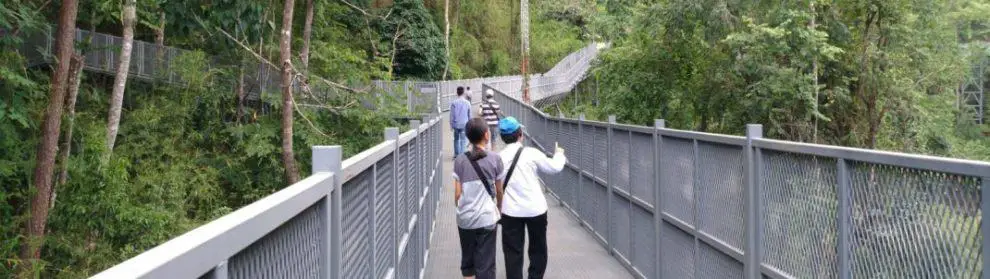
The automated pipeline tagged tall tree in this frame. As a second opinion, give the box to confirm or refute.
[520,0,530,102]
[105,0,137,153]
[280,0,300,183]
[22,0,78,268]
[442,0,450,80]
[301,0,314,70]
[54,53,85,206]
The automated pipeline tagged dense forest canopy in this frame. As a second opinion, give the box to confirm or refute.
[2,0,989,277]
[557,0,990,161]
[1,0,586,276]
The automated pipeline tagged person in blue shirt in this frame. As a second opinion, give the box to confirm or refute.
[450,86,472,157]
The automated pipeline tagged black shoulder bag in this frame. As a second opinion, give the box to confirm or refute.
[503,148,524,186]
[467,152,497,200]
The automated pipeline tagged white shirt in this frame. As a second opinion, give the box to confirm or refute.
[498,142,566,217]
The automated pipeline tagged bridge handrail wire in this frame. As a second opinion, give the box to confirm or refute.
[489,85,990,279]
[94,115,445,279]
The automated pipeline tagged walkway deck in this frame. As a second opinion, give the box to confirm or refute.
[425,114,633,278]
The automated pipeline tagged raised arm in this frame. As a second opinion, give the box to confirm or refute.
[534,148,566,174]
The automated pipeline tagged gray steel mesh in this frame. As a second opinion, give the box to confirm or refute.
[697,242,744,279]
[696,142,745,249]
[397,144,409,224]
[611,193,632,259]
[660,222,695,279]
[227,201,323,279]
[342,168,373,278]
[587,180,608,239]
[659,137,695,225]
[848,162,982,278]
[375,155,395,278]
[631,205,657,279]
[760,150,838,278]
[407,138,418,226]
[629,131,655,206]
[610,130,631,192]
[562,167,580,209]
[593,127,609,179]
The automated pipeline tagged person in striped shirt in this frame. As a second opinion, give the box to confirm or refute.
[479,89,502,150]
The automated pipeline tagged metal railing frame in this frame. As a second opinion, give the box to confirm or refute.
[490,86,990,279]
[94,115,444,279]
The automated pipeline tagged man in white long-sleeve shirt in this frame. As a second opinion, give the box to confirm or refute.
[496,117,566,279]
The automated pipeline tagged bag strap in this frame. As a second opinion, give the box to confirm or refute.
[467,153,496,200]
[503,147,524,186]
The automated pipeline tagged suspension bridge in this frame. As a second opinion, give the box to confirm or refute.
[16,26,990,279]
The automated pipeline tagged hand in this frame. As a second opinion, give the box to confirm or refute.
[555,142,564,155]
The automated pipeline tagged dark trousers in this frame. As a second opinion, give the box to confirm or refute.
[458,227,497,279]
[501,213,549,279]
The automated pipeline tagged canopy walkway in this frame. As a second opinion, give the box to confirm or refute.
[36,25,986,279]
[92,83,990,279]
[17,27,602,115]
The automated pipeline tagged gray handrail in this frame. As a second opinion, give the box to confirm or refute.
[94,115,444,279]
[490,85,990,279]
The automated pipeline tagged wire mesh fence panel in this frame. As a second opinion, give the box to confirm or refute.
[631,204,657,279]
[586,179,609,240]
[611,192,632,260]
[342,168,373,278]
[847,162,982,278]
[375,155,396,278]
[407,138,419,232]
[610,129,631,193]
[593,126,609,180]
[227,202,324,279]
[629,132,656,206]
[697,241,744,279]
[660,221,696,279]
[659,137,695,225]
[696,141,746,249]
[760,150,838,278]
[397,144,409,226]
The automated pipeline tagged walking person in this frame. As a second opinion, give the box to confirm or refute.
[450,86,471,157]
[479,89,502,150]
[497,117,566,279]
[453,118,505,279]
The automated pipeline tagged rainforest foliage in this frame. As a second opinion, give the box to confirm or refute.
[556,0,990,160]
[1,0,584,276]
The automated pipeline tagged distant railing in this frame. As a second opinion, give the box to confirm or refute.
[491,85,990,279]
[93,115,443,279]
[18,28,600,115]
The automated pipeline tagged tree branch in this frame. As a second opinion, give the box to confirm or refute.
[217,27,365,94]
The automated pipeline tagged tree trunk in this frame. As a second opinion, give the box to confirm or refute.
[154,10,165,70]
[280,0,300,184]
[236,68,245,124]
[55,54,85,208]
[21,0,78,269]
[520,0,530,103]
[441,0,450,80]
[105,0,137,154]
[809,0,819,143]
[301,0,314,70]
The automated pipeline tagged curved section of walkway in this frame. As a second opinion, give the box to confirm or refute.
[425,114,633,278]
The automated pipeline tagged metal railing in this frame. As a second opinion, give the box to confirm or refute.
[492,86,990,279]
[94,115,444,279]
[17,28,600,115]
[436,42,606,111]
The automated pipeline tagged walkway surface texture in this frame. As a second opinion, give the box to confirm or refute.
[425,114,633,278]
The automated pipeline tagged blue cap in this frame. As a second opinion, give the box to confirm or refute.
[499,117,523,135]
